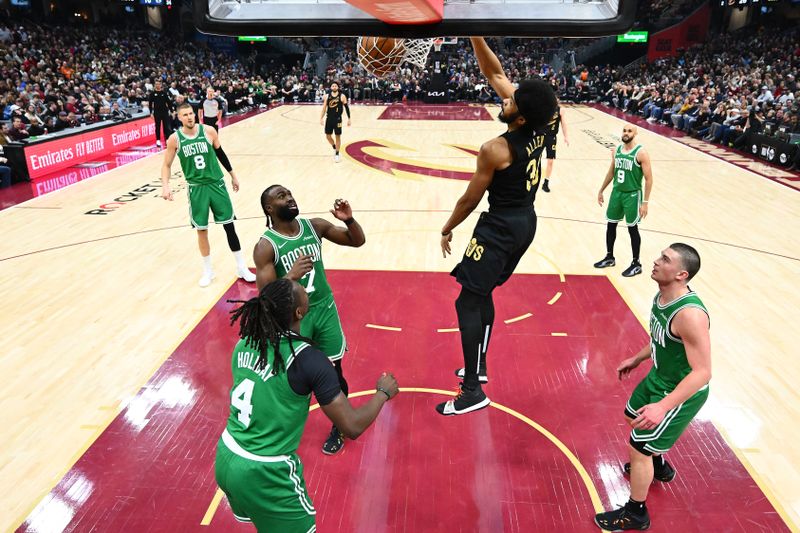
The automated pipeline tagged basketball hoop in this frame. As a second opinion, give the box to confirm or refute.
[356,37,436,78]
[403,38,437,68]
[433,37,444,53]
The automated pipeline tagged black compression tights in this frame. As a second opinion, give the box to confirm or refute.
[628,225,641,262]
[334,359,349,396]
[222,222,241,252]
[455,287,495,390]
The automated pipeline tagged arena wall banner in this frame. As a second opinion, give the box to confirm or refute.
[23,118,155,179]
[647,3,711,61]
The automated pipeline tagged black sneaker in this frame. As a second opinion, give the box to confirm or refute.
[435,383,490,416]
[594,507,651,531]
[621,261,642,277]
[593,256,616,268]
[454,367,488,383]
[322,426,344,455]
[623,460,676,482]
[542,179,551,193]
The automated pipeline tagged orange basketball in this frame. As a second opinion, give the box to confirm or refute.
[357,36,407,78]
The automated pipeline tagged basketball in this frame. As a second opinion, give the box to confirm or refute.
[357,36,407,78]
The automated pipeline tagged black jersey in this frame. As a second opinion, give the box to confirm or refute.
[326,92,343,118]
[544,106,561,136]
[487,127,546,209]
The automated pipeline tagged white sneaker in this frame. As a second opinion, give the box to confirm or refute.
[238,268,256,283]
[199,271,215,287]
[156,140,161,147]
[334,154,341,163]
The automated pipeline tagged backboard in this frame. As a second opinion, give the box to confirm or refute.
[194,0,636,38]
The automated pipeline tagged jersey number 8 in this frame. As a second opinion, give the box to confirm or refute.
[194,155,206,170]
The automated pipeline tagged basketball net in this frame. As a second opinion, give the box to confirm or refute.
[404,37,437,68]
[356,37,437,75]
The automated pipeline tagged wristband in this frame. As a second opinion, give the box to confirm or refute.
[642,200,649,204]
[344,217,355,226]
[441,230,452,236]
[376,387,391,400]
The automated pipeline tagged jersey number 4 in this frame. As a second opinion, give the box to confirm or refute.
[231,378,255,428]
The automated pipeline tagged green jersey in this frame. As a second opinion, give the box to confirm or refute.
[225,336,312,456]
[647,290,709,391]
[175,124,222,185]
[613,144,644,193]
[261,218,333,307]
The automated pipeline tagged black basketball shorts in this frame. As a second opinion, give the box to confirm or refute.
[325,116,343,135]
[544,134,557,159]
[451,207,537,296]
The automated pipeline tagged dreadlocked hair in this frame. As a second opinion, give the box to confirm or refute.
[261,184,282,228]
[228,278,314,375]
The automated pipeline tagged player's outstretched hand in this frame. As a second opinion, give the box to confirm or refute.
[161,187,174,201]
[376,372,399,400]
[441,231,453,258]
[330,198,352,221]
[287,254,313,281]
[639,203,648,219]
[616,355,641,380]
[597,192,604,207]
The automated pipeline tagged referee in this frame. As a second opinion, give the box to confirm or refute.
[199,88,223,131]
[149,79,174,148]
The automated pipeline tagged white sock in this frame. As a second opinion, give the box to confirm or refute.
[233,250,247,270]
[202,254,213,274]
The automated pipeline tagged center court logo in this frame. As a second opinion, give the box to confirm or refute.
[344,139,478,181]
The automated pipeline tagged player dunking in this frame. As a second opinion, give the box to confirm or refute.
[215,278,398,532]
[595,124,654,277]
[541,98,569,193]
[438,38,557,416]
[594,243,710,531]
[319,82,351,162]
[160,102,256,287]
[254,185,365,454]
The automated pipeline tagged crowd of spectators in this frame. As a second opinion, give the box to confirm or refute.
[598,25,800,168]
[0,21,284,137]
[2,16,800,182]
[637,0,709,30]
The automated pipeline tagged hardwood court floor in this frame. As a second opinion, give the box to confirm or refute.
[1,104,798,531]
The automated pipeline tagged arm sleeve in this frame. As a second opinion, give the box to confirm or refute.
[287,347,341,406]
[214,145,233,172]
[343,103,350,118]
